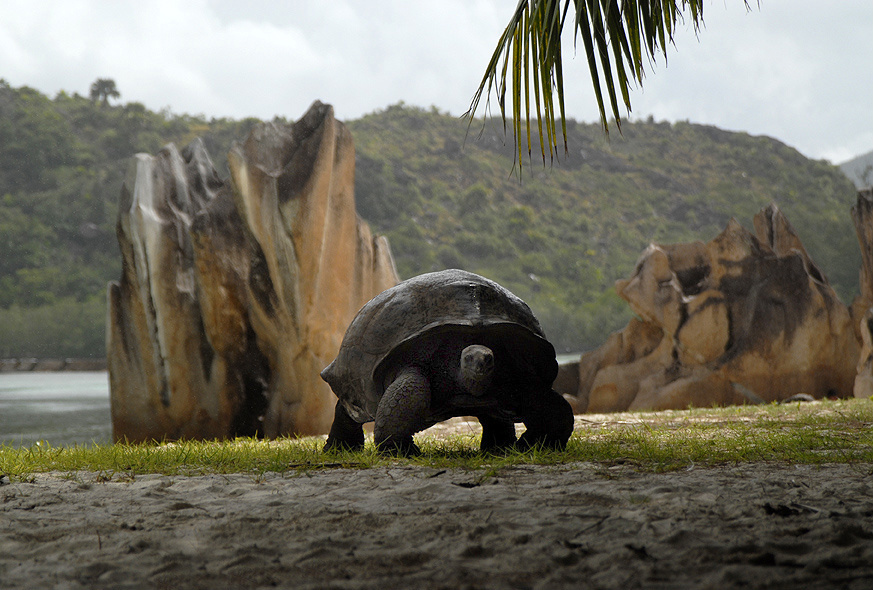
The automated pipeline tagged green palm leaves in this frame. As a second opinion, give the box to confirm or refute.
[467,0,707,167]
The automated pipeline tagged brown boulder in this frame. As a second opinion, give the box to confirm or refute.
[572,203,858,413]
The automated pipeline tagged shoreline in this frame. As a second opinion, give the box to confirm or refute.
[0,358,107,372]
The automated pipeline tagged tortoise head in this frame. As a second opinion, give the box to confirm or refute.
[459,344,495,397]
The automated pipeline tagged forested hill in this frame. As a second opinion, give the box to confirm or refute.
[348,105,861,351]
[0,82,861,357]
[0,81,259,358]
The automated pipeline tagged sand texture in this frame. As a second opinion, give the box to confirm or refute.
[2,462,872,589]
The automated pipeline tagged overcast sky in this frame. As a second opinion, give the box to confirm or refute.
[1,0,870,163]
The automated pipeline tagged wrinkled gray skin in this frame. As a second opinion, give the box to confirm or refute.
[320,269,574,456]
[458,345,494,397]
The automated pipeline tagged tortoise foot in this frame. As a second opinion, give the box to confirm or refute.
[375,436,421,457]
[517,389,574,451]
[324,401,365,453]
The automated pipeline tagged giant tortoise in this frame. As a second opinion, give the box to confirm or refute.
[320,269,574,455]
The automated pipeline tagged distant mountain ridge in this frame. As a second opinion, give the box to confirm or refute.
[0,83,862,356]
[841,149,873,189]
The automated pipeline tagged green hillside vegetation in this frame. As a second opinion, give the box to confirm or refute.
[0,82,861,357]
[0,81,259,357]
[349,104,861,351]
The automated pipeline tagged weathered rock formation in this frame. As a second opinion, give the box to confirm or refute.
[851,188,873,398]
[567,203,859,413]
[108,102,399,442]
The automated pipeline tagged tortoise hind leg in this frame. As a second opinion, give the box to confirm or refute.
[324,401,365,452]
[478,416,516,453]
[517,389,574,451]
[374,366,430,456]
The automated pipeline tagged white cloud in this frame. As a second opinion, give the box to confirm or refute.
[617,0,873,162]
[0,0,870,161]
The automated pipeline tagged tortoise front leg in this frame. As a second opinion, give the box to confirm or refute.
[478,415,516,452]
[375,366,431,456]
[324,401,365,452]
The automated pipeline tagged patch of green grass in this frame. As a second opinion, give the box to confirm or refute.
[1,399,871,482]
[566,398,873,471]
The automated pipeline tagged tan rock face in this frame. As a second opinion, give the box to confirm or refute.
[108,102,399,442]
[851,189,873,399]
[572,203,859,413]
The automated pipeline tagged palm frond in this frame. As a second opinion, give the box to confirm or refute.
[465,0,707,169]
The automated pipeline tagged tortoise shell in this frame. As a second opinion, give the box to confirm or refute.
[321,269,558,423]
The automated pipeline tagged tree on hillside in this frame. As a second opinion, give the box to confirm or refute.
[467,0,740,166]
[89,78,121,106]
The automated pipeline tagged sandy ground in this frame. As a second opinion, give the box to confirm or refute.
[2,458,873,589]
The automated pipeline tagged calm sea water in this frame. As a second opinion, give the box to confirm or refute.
[0,355,582,449]
[0,371,111,448]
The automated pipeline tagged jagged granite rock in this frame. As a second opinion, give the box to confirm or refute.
[108,102,399,442]
[568,203,859,413]
[851,189,873,399]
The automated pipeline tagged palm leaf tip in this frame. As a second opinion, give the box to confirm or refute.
[466,0,706,171]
